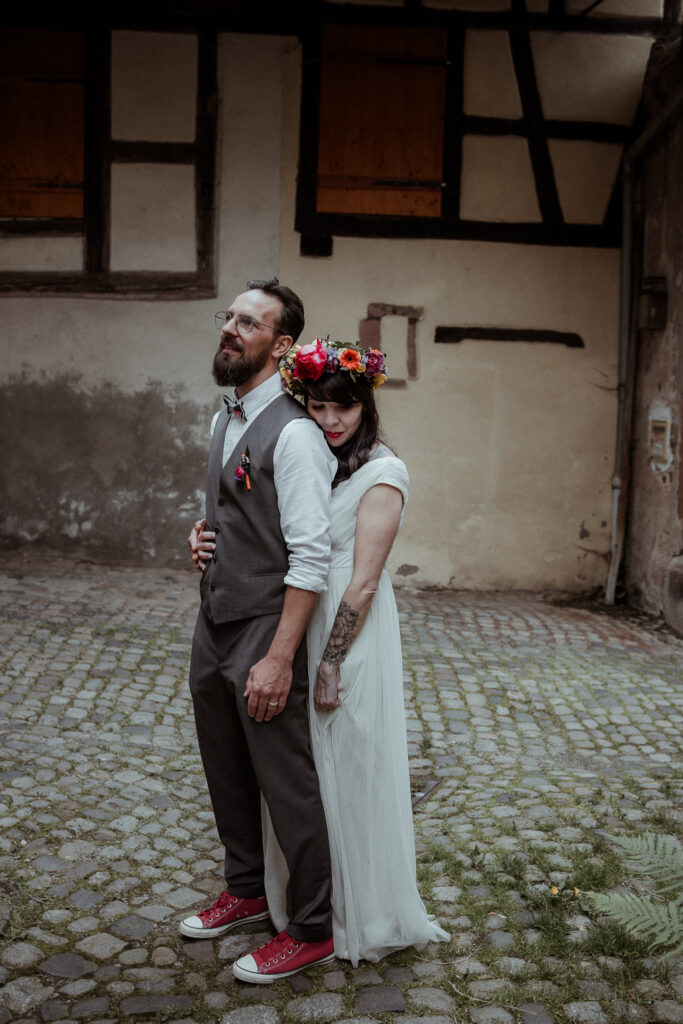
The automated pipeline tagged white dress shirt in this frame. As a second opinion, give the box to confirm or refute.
[210,372,336,593]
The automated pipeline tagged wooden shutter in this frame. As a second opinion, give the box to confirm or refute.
[0,30,85,218]
[316,25,447,218]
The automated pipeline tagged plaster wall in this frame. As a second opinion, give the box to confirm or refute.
[279,46,618,591]
[625,111,683,614]
[0,32,285,566]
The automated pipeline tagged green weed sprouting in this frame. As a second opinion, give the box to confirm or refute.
[582,832,683,958]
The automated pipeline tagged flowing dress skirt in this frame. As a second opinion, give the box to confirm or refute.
[263,453,449,964]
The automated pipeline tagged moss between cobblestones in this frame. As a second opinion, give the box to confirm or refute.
[412,822,667,1022]
[1,869,63,945]
[644,808,682,835]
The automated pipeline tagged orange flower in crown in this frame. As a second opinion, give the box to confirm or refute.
[339,348,363,372]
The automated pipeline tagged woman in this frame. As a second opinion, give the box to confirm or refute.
[263,337,449,966]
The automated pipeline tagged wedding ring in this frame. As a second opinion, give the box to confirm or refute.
[268,700,278,706]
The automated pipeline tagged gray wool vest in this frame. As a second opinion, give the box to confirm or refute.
[199,392,310,624]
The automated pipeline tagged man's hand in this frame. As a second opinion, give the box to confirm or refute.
[187,518,216,571]
[314,660,340,712]
[244,653,292,722]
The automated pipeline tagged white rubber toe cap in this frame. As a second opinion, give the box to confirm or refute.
[178,915,208,937]
[232,954,258,981]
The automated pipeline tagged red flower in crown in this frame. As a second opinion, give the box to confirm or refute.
[363,349,386,376]
[294,339,327,381]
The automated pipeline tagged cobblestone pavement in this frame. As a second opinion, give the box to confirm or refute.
[0,557,682,1024]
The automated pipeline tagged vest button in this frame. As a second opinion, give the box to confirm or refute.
[218,499,224,506]
[210,584,216,592]
[214,527,220,534]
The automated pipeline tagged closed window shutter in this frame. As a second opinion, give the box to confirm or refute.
[316,25,447,219]
[0,29,85,219]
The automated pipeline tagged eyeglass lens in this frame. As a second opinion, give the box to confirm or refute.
[214,312,261,333]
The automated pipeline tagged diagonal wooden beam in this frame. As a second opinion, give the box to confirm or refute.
[508,0,564,229]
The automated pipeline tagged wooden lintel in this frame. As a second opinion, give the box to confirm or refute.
[435,326,585,347]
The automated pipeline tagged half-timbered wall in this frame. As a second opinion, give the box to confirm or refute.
[0,4,677,594]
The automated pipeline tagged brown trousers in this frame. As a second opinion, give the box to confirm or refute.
[188,607,332,942]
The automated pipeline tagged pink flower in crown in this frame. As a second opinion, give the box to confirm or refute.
[363,349,386,376]
[294,339,328,381]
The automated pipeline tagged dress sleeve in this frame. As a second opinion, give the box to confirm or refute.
[358,457,409,507]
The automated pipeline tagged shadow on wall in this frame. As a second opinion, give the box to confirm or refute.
[0,374,209,568]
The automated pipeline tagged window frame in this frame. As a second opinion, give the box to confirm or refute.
[0,27,218,298]
[295,6,670,252]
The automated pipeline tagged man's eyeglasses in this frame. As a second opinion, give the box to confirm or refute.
[214,311,282,336]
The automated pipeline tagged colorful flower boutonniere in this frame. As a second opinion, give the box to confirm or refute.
[235,450,251,490]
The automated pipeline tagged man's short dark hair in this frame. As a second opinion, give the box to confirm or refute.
[247,277,305,343]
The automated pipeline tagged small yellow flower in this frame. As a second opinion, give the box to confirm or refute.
[550,886,559,896]
[371,372,388,390]
[573,887,581,897]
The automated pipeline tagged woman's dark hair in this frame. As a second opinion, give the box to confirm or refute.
[246,276,304,342]
[301,371,381,487]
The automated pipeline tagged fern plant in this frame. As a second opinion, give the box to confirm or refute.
[582,832,683,957]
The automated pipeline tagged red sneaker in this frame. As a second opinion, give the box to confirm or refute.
[179,891,269,938]
[232,929,335,983]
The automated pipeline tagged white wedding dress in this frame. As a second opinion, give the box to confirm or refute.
[263,445,449,965]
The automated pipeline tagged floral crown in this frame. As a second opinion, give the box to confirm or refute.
[279,337,388,405]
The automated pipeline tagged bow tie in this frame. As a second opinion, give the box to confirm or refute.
[223,395,247,422]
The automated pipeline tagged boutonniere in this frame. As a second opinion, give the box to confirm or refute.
[235,449,251,491]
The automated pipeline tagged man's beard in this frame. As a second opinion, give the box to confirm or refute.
[212,339,272,388]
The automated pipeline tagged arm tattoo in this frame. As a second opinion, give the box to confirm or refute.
[322,599,360,666]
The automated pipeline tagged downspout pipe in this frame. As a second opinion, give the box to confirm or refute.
[605,79,683,605]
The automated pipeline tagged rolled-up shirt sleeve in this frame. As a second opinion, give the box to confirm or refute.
[274,417,336,593]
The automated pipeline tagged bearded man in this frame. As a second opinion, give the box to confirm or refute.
[181,278,336,982]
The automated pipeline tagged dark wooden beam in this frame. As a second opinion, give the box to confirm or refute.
[294,20,324,237]
[195,31,218,288]
[319,4,667,36]
[83,27,111,274]
[508,0,564,230]
[296,208,621,247]
[1,2,669,37]
[111,141,196,163]
[463,115,629,144]
[0,219,82,236]
[442,26,465,219]
[0,271,215,298]
[435,325,584,347]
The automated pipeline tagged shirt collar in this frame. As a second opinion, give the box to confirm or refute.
[230,372,282,417]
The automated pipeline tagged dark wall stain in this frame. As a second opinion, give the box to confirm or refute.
[0,373,211,567]
[396,564,419,576]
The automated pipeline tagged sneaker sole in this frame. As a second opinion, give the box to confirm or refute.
[232,951,336,983]
[179,909,270,939]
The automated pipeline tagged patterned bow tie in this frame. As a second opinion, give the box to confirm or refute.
[223,394,247,421]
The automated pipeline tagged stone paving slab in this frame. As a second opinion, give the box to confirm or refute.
[0,557,681,1024]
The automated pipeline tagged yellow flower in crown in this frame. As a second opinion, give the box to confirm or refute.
[371,372,387,390]
[339,348,363,372]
